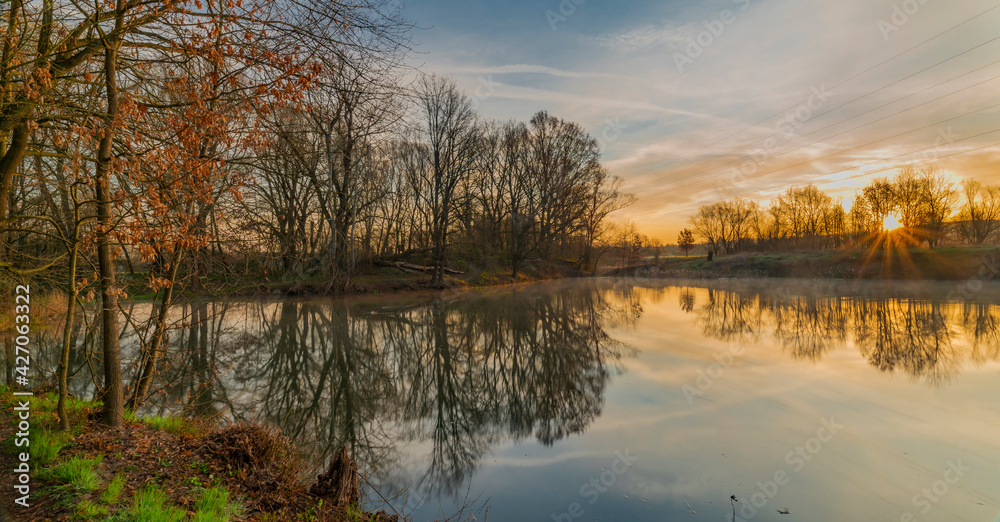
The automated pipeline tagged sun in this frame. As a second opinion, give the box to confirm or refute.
[883,213,902,232]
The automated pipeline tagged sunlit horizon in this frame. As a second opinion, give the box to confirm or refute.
[883,213,903,232]
[408,1,1000,240]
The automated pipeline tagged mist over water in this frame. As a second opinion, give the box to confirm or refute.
[26,279,1000,520]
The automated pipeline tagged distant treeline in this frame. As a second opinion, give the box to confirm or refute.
[683,166,1000,254]
[4,80,634,287]
[251,95,635,283]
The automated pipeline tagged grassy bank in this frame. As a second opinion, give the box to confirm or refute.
[0,387,397,521]
[611,246,1000,280]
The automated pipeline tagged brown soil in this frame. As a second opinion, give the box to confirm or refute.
[0,398,398,521]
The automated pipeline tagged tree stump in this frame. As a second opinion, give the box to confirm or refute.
[309,445,360,509]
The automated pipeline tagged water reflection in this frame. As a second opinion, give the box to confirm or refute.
[12,279,1000,518]
[676,281,1000,385]
[150,282,639,502]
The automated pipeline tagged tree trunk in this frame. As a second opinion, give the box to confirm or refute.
[0,0,25,235]
[310,445,360,508]
[431,205,449,287]
[0,124,28,228]
[57,240,79,430]
[96,32,123,428]
[127,251,182,410]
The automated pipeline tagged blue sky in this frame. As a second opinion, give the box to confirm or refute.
[402,0,1000,239]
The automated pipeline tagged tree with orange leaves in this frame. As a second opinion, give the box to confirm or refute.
[2,0,410,427]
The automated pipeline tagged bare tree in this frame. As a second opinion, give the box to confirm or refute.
[413,75,478,286]
[956,179,1000,245]
[863,178,897,227]
[580,169,634,270]
[526,111,602,259]
[777,185,834,246]
[916,167,957,248]
[691,198,757,255]
[501,122,532,277]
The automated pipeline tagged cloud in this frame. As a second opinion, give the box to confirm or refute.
[407,0,1000,238]
[446,63,627,79]
[580,22,694,52]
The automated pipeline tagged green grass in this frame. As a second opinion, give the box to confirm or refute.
[100,473,127,505]
[40,455,102,492]
[191,486,243,522]
[16,392,96,433]
[31,429,73,465]
[295,499,325,522]
[189,461,210,474]
[345,503,376,521]
[140,415,198,436]
[103,483,242,522]
[0,391,332,521]
[655,246,1000,280]
[111,484,187,522]
[0,391,252,521]
[73,499,108,520]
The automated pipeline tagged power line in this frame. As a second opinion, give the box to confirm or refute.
[641,33,1000,194]
[744,130,1000,202]
[801,139,1000,188]
[640,4,1000,189]
[639,56,1000,194]
[639,127,1000,218]
[662,81,1000,198]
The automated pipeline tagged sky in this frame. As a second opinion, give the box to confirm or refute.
[400,0,1000,241]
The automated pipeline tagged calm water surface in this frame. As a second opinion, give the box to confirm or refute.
[50,279,1000,521]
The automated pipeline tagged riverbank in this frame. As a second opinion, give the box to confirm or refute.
[608,246,1000,281]
[162,258,590,299]
[0,387,397,521]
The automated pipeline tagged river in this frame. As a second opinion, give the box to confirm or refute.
[35,278,1000,521]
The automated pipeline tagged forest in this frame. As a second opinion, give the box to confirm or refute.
[4,0,1000,520]
[0,0,632,430]
[682,166,1000,255]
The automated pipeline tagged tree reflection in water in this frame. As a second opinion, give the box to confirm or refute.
[677,282,1000,385]
[147,282,639,505]
[34,279,997,513]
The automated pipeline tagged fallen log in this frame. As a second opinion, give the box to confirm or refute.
[378,246,438,262]
[376,260,465,275]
